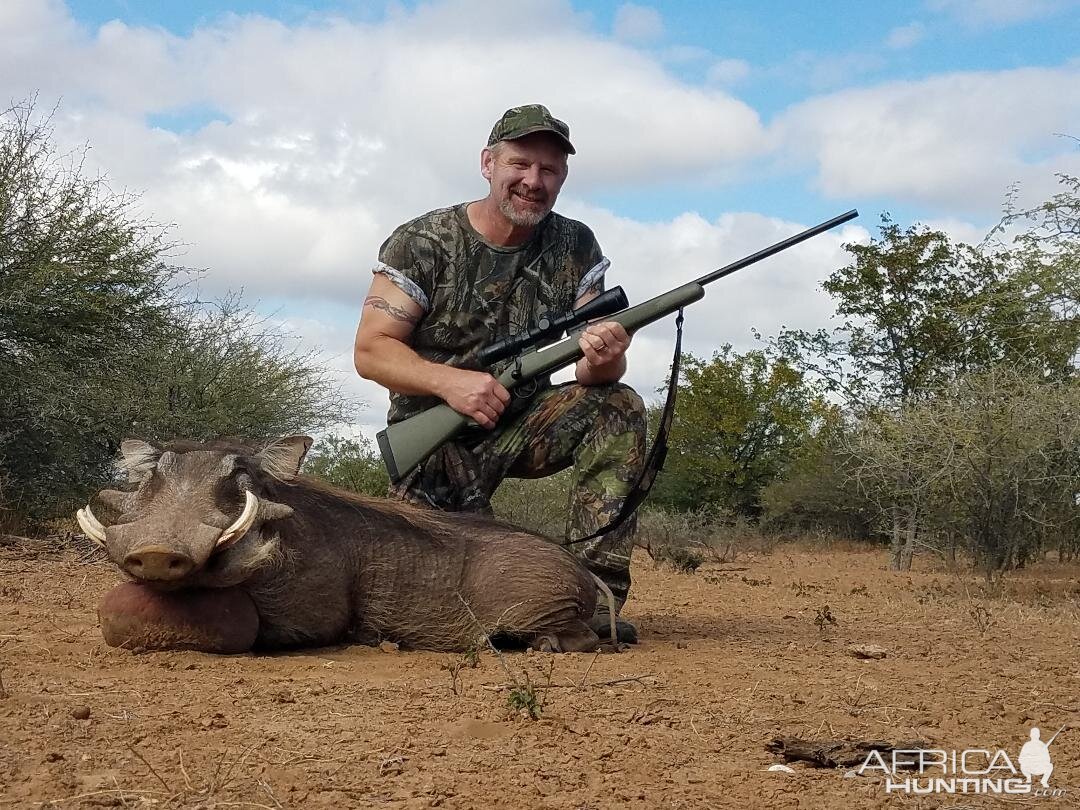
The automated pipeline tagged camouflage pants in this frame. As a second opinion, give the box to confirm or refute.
[389,382,647,610]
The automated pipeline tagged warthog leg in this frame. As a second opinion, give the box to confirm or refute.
[532,620,602,653]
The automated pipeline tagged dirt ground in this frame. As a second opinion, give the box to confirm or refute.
[1,539,1078,809]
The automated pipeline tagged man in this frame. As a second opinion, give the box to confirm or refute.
[353,104,645,642]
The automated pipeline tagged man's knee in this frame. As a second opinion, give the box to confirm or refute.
[592,382,647,431]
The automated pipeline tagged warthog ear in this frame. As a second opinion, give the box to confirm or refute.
[256,435,313,481]
[118,439,161,483]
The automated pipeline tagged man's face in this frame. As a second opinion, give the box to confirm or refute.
[481,133,569,228]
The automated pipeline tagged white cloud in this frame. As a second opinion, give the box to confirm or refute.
[885,22,926,50]
[556,202,867,398]
[613,3,664,43]
[1,0,764,305]
[10,0,1067,440]
[707,58,751,86]
[926,0,1078,27]
[773,65,1080,212]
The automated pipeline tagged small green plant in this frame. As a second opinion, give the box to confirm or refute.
[814,604,837,632]
[456,593,551,722]
[507,681,543,720]
[462,642,481,669]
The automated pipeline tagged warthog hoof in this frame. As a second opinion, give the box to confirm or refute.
[98,582,259,653]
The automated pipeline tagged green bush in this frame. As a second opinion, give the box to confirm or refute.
[0,102,352,525]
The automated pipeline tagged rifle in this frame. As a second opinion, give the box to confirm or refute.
[377,209,859,482]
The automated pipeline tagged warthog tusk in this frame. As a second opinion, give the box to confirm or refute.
[216,490,260,549]
[75,506,107,548]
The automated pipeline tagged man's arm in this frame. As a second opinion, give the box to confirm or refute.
[353,275,510,429]
[572,289,631,386]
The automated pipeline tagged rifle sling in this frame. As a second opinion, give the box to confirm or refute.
[563,308,685,547]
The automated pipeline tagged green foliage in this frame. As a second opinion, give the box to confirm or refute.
[848,367,1080,579]
[762,180,1080,571]
[0,101,353,523]
[490,470,573,539]
[760,407,876,540]
[1,102,176,518]
[772,211,1080,406]
[507,683,543,720]
[652,347,826,517]
[772,217,970,405]
[303,433,388,497]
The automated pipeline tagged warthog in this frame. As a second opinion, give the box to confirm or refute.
[77,436,611,653]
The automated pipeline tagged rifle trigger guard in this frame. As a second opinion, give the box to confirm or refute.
[514,377,538,399]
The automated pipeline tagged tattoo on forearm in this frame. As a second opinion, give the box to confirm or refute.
[364,295,419,324]
[581,280,604,297]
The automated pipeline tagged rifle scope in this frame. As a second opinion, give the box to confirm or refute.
[476,286,629,367]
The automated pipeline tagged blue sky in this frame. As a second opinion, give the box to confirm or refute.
[6,0,1080,432]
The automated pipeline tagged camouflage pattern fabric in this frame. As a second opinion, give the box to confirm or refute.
[375,204,605,425]
[389,381,647,609]
[487,103,575,154]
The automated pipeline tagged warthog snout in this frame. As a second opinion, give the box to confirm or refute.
[123,546,195,581]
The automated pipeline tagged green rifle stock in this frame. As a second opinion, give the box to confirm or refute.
[376,208,859,482]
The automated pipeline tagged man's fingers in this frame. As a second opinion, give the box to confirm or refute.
[579,335,604,364]
[588,322,629,347]
[582,331,607,350]
[491,382,511,406]
[472,406,497,429]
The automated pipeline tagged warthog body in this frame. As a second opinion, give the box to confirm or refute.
[78,436,602,653]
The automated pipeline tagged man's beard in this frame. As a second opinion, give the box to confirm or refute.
[499,189,550,227]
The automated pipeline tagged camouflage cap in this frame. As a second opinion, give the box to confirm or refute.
[487,104,576,155]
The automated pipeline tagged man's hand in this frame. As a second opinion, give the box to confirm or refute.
[576,321,631,385]
[435,368,511,429]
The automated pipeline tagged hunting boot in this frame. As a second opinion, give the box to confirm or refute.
[587,607,638,644]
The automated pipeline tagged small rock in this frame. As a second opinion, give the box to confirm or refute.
[848,643,887,660]
[767,764,796,774]
[675,640,689,650]
[200,712,228,729]
[70,706,91,720]
[379,640,400,653]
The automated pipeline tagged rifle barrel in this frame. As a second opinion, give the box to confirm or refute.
[695,209,858,287]
[1046,724,1067,747]
[376,208,859,482]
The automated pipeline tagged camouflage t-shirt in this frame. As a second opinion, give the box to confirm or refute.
[374,203,608,424]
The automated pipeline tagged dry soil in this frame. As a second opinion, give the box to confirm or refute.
[1,541,1078,809]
